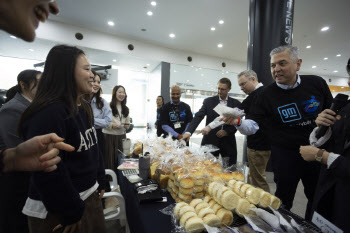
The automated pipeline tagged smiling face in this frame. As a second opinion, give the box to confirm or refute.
[92,74,101,94]
[156,96,163,107]
[75,55,94,96]
[270,50,302,86]
[0,0,59,41]
[171,86,181,104]
[116,87,126,102]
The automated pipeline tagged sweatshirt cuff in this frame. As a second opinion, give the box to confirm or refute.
[60,200,85,226]
[327,152,340,169]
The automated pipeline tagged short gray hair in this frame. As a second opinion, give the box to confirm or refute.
[238,70,258,82]
[270,45,299,62]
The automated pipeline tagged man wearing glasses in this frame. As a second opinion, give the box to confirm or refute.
[183,78,241,165]
[238,70,271,192]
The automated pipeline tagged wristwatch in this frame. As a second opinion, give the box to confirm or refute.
[315,149,325,163]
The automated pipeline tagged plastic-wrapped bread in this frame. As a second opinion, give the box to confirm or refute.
[179,192,192,203]
[216,208,233,226]
[184,217,205,233]
[235,198,251,217]
[174,202,188,219]
[193,192,204,199]
[232,181,245,197]
[208,200,216,209]
[179,187,193,195]
[227,179,237,188]
[168,179,174,189]
[246,204,257,216]
[179,205,196,218]
[270,195,281,210]
[172,184,179,194]
[189,199,203,209]
[220,189,240,211]
[220,172,233,182]
[245,187,260,205]
[194,202,210,213]
[180,211,197,227]
[256,188,272,208]
[193,185,204,193]
[194,178,205,186]
[197,207,215,218]
[216,186,230,201]
[202,214,221,227]
[232,171,244,181]
[212,203,223,214]
[150,162,159,180]
[203,195,212,203]
[179,178,194,189]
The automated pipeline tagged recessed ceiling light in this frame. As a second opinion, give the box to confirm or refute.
[113,59,117,62]
[219,20,224,24]
[336,54,341,57]
[147,11,153,16]
[151,1,157,6]
[146,64,150,66]
[108,21,115,26]
[201,74,204,76]
[323,57,328,60]
[217,44,223,48]
[306,45,311,49]
[10,35,17,39]
[321,26,329,32]
[333,70,338,73]
[226,71,229,74]
[169,33,175,38]
[312,66,317,68]
[28,49,34,52]
[211,27,216,31]
[174,70,177,72]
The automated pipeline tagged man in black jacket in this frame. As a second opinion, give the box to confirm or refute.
[183,78,241,165]
[238,70,271,192]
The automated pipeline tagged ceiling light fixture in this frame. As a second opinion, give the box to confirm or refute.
[312,66,317,68]
[333,70,338,73]
[217,44,223,48]
[321,26,329,32]
[113,59,117,62]
[219,20,224,24]
[169,33,175,38]
[211,27,216,31]
[323,57,328,60]
[306,45,311,49]
[336,54,341,57]
[151,1,157,6]
[146,64,150,66]
[28,49,34,52]
[10,35,17,39]
[108,21,115,26]
[147,11,153,16]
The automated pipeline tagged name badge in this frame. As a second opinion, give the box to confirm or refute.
[174,122,181,129]
[312,211,343,233]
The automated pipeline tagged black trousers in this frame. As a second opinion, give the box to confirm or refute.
[271,146,320,220]
[209,138,237,166]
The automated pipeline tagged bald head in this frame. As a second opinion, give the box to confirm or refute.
[171,85,181,104]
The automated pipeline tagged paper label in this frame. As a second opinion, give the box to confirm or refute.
[174,122,181,129]
[312,211,343,233]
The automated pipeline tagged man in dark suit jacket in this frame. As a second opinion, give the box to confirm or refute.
[183,78,241,165]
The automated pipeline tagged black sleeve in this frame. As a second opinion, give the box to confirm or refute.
[186,99,207,133]
[159,104,169,126]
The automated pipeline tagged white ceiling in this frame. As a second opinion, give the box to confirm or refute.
[0,0,349,78]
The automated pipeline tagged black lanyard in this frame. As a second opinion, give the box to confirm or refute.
[171,104,180,122]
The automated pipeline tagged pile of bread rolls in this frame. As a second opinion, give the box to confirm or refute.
[174,202,205,233]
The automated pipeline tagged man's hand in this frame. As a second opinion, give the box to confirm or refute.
[315,109,341,127]
[219,116,241,126]
[176,134,183,140]
[299,146,319,162]
[53,220,82,233]
[199,126,211,135]
[4,133,75,173]
[216,130,228,138]
[182,134,191,142]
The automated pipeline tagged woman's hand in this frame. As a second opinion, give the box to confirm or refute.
[111,123,121,129]
[97,189,105,199]
[124,124,130,130]
[53,221,81,233]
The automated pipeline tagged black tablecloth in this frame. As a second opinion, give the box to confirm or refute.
[117,154,174,233]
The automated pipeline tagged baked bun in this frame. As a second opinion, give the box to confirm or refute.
[270,195,281,210]
[203,195,212,203]
[180,211,197,227]
[193,192,204,199]
[174,202,188,219]
[197,207,215,218]
[216,208,233,226]
[232,171,244,181]
[202,213,221,227]
[179,187,194,195]
[189,199,203,209]
[179,205,196,218]
[179,192,192,203]
[184,217,204,233]
[180,178,194,189]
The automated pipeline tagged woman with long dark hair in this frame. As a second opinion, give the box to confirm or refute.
[103,85,130,171]
[19,45,106,233]
[155,95,165,137]
[87,71,112,160]
[0,69,41,233]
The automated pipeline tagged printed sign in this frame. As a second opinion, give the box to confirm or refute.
[312,211,343,233]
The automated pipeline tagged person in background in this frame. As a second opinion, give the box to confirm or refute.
[220,45,333,220]
[155,95,165,137]
[0,0,70,174]
[237,70,271,192]
[103,85,130,170]
[0,69,41,233]
[160,85,193,141]
[19,45,106,233]
[299,58,350,231]
[87,71,112,160]
[182,78,240,166]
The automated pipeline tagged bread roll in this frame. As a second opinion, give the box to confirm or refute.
[235,198,251,217]
[212,203,223,214]
[216,208,233,226]
[193,192,204,199]
[170,190,178,201]
[197,207,215,218]
[216,186,229,201]
[180,211,197,227]
[194,202,210,213]
[208,200,216,209]
[168,179,174,189]
[179,178,194,189]
[184,217,204,233]
[189,199,203,209]
[172,184,179,194]
[194,178,205,186]
[169,172,175,181]
[150,162,159,180]
[220,172,233,182]
[245,187,260,205]
[227,179,237,188]
[270,196,281,210]
[179,192,192,203]
[202,213,221,227]
[203,195,212,203]
[174,202,188,219]
[232,171,244,181]
[221,190,240,211]
[257,189,272,208]
[179,187,194,195]
[233,181,245,197]
[179,205,196,218]
[193,185,204,193]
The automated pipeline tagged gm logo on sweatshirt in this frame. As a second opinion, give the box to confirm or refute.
[278,103,302,123]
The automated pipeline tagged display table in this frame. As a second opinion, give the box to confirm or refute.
[116,154,321,233]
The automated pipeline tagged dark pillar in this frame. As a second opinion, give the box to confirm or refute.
[247,0,294,85]
[161,62,170,103]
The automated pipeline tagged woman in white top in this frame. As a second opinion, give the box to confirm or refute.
[103,85,130,171]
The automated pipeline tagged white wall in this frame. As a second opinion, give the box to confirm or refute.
[36,21,246,74]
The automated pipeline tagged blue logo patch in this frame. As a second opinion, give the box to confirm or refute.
[278,103,302,123]
[169,112,178,122]
[301,96,320,116]
[179,110,186,120]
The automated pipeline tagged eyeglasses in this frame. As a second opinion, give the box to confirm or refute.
[217,88,228,91]
[239,82,247,87]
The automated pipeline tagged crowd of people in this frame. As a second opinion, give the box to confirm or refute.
[0,0,349,232]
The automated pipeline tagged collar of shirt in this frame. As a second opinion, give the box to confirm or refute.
[219,95,228,106]
[254,82,264,90]
[276,74,301,90]
[91,96,96,103]
[21,93,32,103]
[170,101,181,105]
